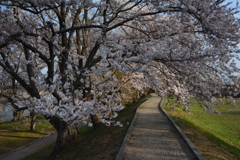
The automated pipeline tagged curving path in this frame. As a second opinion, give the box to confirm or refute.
[118,93,201,160]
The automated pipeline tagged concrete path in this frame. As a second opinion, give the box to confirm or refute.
[0,133,57,160]
[121,94,197,160]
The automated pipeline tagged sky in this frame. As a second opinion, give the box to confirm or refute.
[222,0,240,72]
[226,0,240,17]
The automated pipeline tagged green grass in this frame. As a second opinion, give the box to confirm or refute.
[189,104,240,147]
[23,95,150,160]
[162,99,240,159]
[0,115,56,155]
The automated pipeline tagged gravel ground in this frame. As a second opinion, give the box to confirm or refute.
[123,94,197,160]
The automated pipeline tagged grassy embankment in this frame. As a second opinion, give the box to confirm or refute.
[162,98,240,160]
[16,95,150,160]
[0,115,56,155]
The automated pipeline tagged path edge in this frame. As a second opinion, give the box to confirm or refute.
[158,98,205,160]
[115,100,144,160]
[0,132,57,159]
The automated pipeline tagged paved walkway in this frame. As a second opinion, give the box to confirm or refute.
[122,94,197,160]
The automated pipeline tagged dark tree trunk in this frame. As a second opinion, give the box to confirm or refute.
[90,115,103,129]
[12,77,17,90]
[29,110,36,131]
[48,117,80,160]
[12,110,24,121]
[84,92,102,129]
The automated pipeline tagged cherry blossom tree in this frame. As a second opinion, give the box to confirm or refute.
[0,0,239,158]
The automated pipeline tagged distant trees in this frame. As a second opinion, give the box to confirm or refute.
[0,0,239,158]
[0,69,24,119]
[0,69,37,130]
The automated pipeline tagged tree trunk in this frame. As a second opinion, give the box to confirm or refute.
[29,110,36,131]
[48,117,80,160]
[12,77,17,90]
[12,110,24,121]
[136,91,139,99]
[90,115,102,129]
[84,92,102,129]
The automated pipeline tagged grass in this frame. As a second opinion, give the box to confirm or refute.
[162,99,240,160]
[0,115,56,155]
[23,95,151,160]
